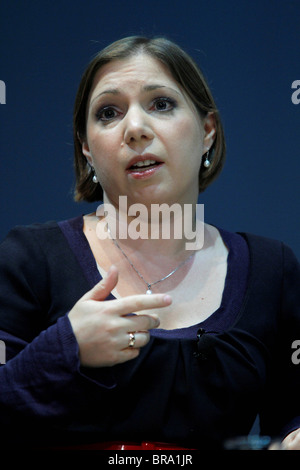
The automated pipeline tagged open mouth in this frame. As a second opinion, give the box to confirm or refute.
[128,159,161,171]
[125,155,164,179]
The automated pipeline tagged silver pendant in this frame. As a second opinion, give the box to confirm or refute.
[146,289,152,295]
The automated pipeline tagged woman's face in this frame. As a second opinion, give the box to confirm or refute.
[82,53,215,208]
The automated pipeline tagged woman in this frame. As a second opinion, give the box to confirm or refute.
[0,36,299,450]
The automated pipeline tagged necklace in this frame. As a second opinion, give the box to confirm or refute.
[107,226,195,294]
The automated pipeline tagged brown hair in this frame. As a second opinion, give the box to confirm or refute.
[73,36,226,202]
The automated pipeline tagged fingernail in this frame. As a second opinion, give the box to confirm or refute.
[107,265,117,275]
[163,294,172,304]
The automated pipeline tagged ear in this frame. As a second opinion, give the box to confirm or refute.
[81,138,94,167]
[203,112,216,152]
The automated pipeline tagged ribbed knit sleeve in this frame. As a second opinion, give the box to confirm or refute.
[0,315,79,416]
[0,223,116,447]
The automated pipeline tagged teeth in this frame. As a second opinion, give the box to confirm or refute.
[132,159,156,168]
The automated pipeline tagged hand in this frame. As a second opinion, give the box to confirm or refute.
[68,265,172,368]
[282,428,300,450]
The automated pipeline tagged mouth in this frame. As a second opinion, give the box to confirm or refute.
[126,155,164,179]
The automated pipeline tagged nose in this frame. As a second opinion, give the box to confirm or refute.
[123,106,154,147]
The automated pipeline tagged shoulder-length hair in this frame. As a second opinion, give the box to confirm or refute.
[73,36,226,202]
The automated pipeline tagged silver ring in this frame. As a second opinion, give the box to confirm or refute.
[128,332,136,348]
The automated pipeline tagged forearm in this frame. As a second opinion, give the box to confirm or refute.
[0,315,79,418]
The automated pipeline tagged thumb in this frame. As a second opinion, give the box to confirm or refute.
[84,265,119,302]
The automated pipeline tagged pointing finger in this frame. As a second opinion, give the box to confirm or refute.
[114,293,172,317]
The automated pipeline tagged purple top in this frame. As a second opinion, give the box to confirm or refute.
[1,215,299,448]
[58,215,249,338]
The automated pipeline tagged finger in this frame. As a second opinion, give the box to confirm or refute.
[82,265,119,302]
[282,429,300,450]
[122,331,151,350]
[125,313,161,331]
[114,293,172,317]
[115,347,140,364]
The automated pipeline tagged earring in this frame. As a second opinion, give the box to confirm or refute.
[203,149,211,168]
[92,168,98,183]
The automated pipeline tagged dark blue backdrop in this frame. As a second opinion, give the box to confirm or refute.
[1,0,299,258]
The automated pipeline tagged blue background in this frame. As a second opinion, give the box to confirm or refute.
[0,0,299,258]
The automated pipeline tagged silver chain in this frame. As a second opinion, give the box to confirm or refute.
[107,226,195,294]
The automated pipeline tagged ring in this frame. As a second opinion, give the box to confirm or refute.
[128,332,136,348]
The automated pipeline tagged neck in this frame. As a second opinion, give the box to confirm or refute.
[96,194,203,259]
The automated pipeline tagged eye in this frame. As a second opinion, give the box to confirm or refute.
[95,106,120,122]
[151,97,177,112]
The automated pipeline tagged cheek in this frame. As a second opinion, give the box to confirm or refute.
[87,127,119,162]
[171,117,203,158]
[89,130,109,154]
[86,129,121,186]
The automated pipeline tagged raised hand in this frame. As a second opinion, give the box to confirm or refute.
[68,265,172,367]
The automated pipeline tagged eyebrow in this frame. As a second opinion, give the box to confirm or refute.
[90,84,181,105]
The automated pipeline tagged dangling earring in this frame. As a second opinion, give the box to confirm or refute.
[92,168,98,183]
[203,149,211,168]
